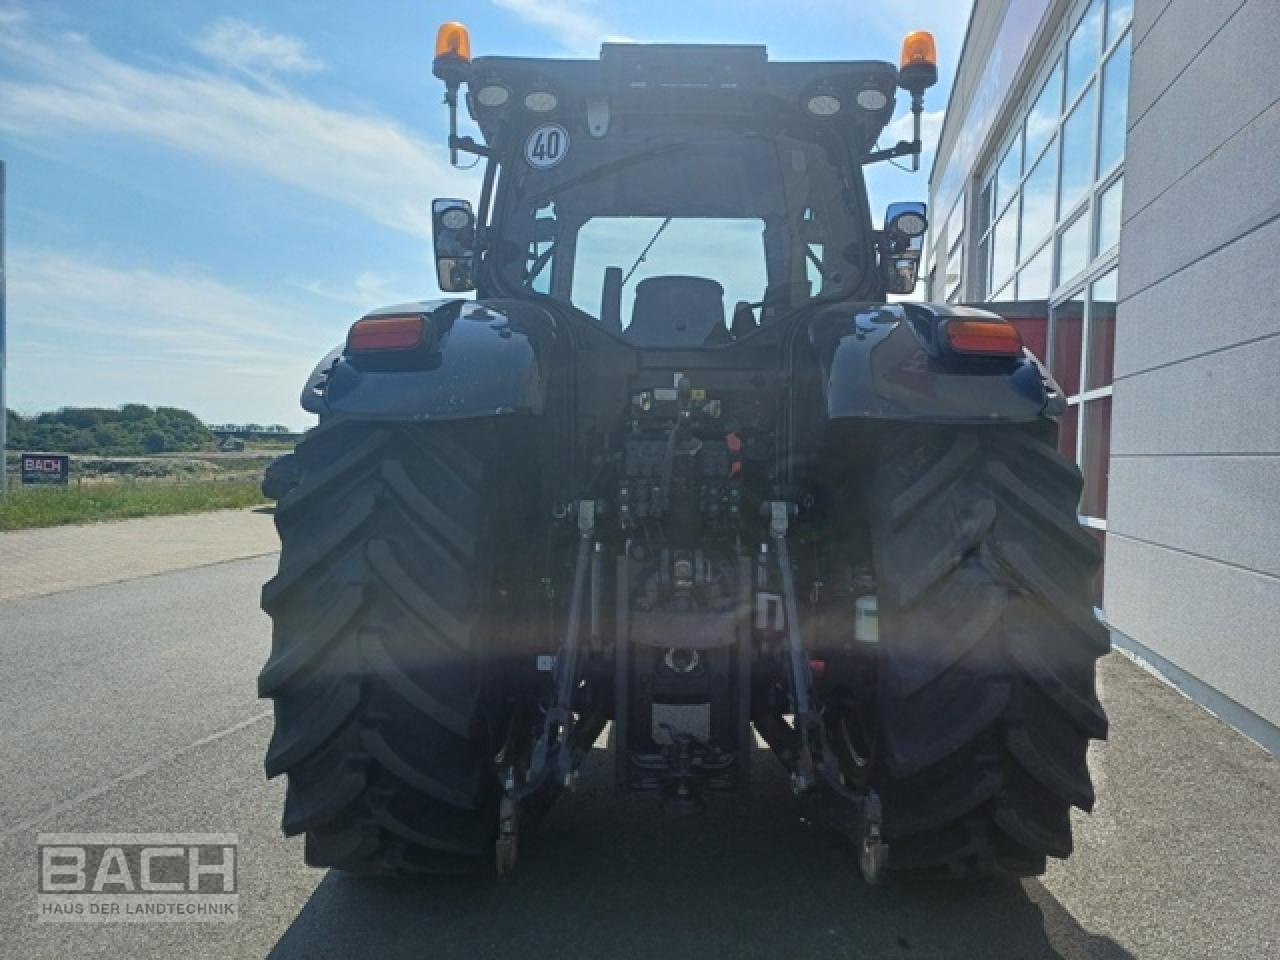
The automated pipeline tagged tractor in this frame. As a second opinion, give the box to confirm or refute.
[259,22,1107,882]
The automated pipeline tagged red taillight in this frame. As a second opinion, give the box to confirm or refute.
[347,315,425,352]
[945,319,1023,356]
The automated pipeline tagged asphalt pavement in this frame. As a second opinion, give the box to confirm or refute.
[0,538,1277,959]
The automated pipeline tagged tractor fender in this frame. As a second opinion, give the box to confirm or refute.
[304,299,556,422]
[806,301,1064,423]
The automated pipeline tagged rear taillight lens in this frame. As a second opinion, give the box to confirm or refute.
[347,314,426,352]
[944,319,1023,356]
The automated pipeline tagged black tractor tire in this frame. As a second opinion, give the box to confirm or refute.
[868,424,1109,878]
[259,418,521,876]
[261,452,299,501]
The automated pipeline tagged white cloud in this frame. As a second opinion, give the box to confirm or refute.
[10,249,320,351]
[789,0,971,66]
[8,248,341,426]
[194,17,323,77]
[884,108,946,154]
[0,14,478,239]
[490,0,631,53]
[298,270,429,309]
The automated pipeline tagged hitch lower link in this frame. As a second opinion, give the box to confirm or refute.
[497,500,597,878]
[765,500,889,885]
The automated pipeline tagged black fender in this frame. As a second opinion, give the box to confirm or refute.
[302,299,558,422]
[806,301,1065,423]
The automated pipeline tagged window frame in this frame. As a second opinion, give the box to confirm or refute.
[964,0,1132,584]
[970,0,1131,308]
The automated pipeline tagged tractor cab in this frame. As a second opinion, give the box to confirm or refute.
[429,31,937,343]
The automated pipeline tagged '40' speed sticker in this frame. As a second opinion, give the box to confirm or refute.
[525,123,569,169]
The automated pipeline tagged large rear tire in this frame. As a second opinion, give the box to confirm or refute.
[259,418,522,875]
[869,424,1109,877]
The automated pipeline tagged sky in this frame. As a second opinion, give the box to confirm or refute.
[0,0,971,429]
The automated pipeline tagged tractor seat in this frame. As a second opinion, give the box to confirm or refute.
[624,276,727,346]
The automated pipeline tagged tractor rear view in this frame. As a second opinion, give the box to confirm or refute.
[259,22,1107,882]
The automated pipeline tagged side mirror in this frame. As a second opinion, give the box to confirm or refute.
[882,201,928,295]
[432,198,477,292]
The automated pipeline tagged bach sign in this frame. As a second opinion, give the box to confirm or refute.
[21,453,70,486]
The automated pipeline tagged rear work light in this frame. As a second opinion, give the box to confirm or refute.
[944,319,1024,357]
[347,314,426,352]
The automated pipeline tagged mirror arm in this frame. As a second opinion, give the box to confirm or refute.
[863,90,926,168]
[449,134,495,159]
[442,85,460,167]
[863,139,920,166]
[441,83,493,166]
[909,89,924,172]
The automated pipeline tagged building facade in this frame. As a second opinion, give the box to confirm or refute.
[928,0,1280,751]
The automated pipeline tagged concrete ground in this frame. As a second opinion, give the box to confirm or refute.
[0,513,1276,959]
[0,507,278,602]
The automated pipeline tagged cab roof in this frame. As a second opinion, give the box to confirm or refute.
[465,43,900,155]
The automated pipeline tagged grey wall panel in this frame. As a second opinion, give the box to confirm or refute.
[1110,334,1280,456]
[1109,0,1280,748]
[1127,0,1244,124]
[1118,97,1280,300]
[1104,534,1280,727]
[1132,0,1175,47]
[1109,456,1280,576]
[1124,1,1280,220]
[1113,216,1280,380]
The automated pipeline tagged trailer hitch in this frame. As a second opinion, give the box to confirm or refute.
[528,500,597,790]
[497,501,600,877]
[496,766,521,879]
[765,500,819,792]
[763,500,890,883]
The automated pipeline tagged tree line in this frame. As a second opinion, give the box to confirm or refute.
[5,405,214,455]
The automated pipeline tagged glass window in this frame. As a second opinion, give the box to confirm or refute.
[977,180,993,238]
[975,234,990,301]
[1059,82,1098,215]
[526,204,559,295]
[1089,528,1106,605]
[992,206,1019,291]
[943,196,965,255]
[996,136,1022,216]
[806,242,826,292]
[1013,314,1049,362]
[529,243,553,295]
[1051,294,1084,397]
[1086,269,1118,390]
[945,239,963,300]
[571,217,767,322]
[1080,394,1112,517]
[1096,176,1123,255]
[1058,211,1091,285]
[1066,0,1103,104]
[1107,0,1133,45]
[1059,402,1080,462]
[1025,59,1063,165]
[1020,140,1059,254]
[1019,240,1053,301]
[1098,35,1131,176]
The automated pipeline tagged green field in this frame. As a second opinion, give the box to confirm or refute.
[0,479,267,532]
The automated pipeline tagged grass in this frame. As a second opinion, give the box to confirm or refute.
[0,479,268,532]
